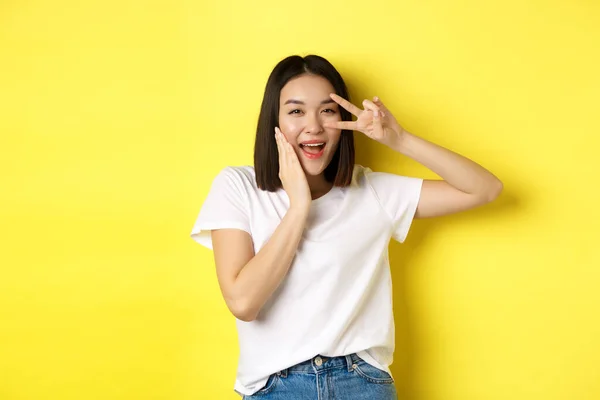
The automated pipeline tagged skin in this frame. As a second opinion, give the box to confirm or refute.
[211,73,504,321]
[322,93,504,218]
[277,74,342,203]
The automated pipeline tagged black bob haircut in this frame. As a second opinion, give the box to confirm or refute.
[254,54,355,191]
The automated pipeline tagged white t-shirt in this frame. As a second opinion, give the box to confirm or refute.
[190,164,423,396]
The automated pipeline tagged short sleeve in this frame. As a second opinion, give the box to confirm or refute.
[363,167,423,243]
[190,167,251,250]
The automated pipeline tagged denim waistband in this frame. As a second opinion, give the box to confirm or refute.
[276,353,362,378]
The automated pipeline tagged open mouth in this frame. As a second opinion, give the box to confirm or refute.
[299,143,326,159]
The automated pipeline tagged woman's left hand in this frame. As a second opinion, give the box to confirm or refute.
[323,93,406,149]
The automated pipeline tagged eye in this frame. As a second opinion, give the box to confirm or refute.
[288,109,303,115]
[322,108,337,114]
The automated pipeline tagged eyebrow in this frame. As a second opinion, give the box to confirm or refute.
[283,98,336,106]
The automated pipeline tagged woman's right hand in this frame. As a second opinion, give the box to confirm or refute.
[275,127,311,211]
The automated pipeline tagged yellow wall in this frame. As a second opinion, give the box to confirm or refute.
[1,0,599,399]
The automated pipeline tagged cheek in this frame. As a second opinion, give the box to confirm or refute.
[328,133,342,147]
[279,113,302,131]
[281,122,302,135]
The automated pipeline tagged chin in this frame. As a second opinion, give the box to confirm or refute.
[300,161,327,176]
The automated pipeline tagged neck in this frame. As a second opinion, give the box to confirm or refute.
[305,173,333,200]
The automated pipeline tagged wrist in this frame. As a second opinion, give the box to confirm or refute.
[390,129,413,155]
[288,203,311,217]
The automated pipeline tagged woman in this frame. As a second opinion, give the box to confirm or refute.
[190,54,502,399]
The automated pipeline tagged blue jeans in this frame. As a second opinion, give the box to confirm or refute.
[241,353,398,399]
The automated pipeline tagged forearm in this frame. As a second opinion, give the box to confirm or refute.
[393,131,503,199]
[234,206,309,320]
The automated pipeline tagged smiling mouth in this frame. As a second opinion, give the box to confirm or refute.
[299,143,326,159]
[300,143,325,153]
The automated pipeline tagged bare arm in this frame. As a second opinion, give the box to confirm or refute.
[212,206,309,322]
[393,132,503,219]
[324,94,503,219]
[212,127,312,322]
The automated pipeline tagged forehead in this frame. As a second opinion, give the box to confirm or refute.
[280,74,335,104]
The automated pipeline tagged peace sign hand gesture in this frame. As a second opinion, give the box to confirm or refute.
[323,93,406,150]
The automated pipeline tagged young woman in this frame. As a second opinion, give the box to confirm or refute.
[191,54,503,399]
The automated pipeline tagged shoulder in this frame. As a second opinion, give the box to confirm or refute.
[205,166,260,200]
[351,164,423,192]
[350,164,392,187]
[350,164,371,186]
[214,165,257,187]
[217,165,255,180]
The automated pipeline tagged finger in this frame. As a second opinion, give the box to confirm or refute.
[362,99,380,113]
[285,142,298,166]
[323,120,357,130]
[282,138,300,170]
[274,127,286,166]
[329,93,362,117]
[279,129,295,156]
[372,96,386,117]
[276,127,299,166]
[372,109,383,137]
[372,96,390,114]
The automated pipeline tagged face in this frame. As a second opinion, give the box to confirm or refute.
[278,74,342,176]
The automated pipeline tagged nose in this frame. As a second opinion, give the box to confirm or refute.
[304,112,324,135]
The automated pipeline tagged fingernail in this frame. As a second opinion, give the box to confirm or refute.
[374,110,379,117]
[374,96,379,102]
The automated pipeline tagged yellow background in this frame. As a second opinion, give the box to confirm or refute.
[1,0,599,399]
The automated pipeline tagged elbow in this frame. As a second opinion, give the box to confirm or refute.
[234,310,257,322]
[485,179,503,203]
[229,298,258,322]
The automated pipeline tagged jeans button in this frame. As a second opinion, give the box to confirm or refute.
[315,356,323,366]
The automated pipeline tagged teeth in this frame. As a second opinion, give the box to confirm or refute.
[303,143,324,147]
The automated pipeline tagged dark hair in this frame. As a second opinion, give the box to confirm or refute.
[254,54,355,191]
